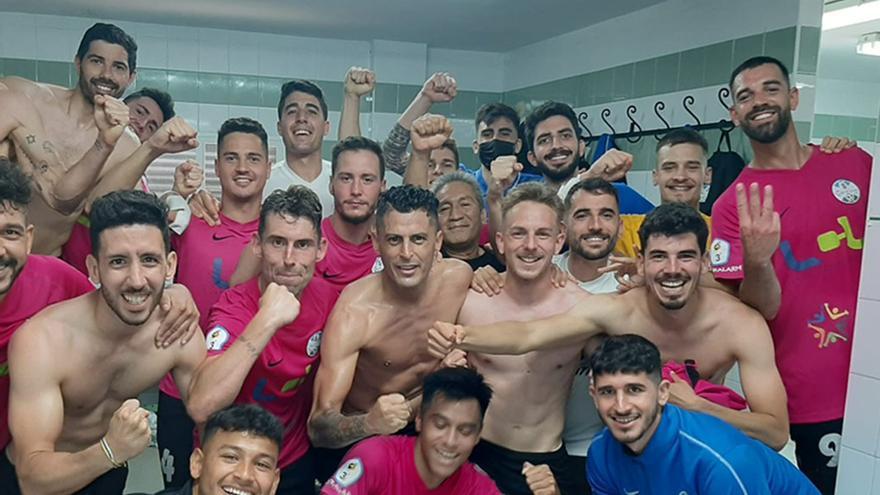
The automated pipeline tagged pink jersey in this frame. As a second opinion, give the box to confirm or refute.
[0,255,93,448]
[159,214,259,399]
[321,436,500,495]
[205,276,339,468]
[315,217,380,294]
[710,146,872,423]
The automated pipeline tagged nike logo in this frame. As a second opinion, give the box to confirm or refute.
[212,233,234,241]
[625,490,640,495]
[267,358,283,368]
[322,271,343,279]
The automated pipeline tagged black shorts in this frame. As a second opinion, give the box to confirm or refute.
[470,439,585,495]
[0,448,128,495]
[156,391,196,489]
[790,418,843,495]
[277,448,316,495]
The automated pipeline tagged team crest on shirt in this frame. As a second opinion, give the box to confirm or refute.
[709,239,730,267]
[307,331,322,357]
[831,179,860,205]
[371,257,384,273]
[206,326,230,351]
[333,458,363,487]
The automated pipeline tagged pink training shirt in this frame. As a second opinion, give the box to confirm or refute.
[159,214,259,399]
[315,217,380,294]
[205,276,339,468]
[0,255,93,448]
[321,436,500,495]
[710,146,872,424]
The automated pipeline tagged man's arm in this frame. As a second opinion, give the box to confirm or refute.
[338,67,375,141]
[186,283,300,423]
[404,114,453,187]
[733,183,781,320]
[319,440,383,495]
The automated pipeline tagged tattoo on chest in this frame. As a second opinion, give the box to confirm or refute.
[25,134,35,145]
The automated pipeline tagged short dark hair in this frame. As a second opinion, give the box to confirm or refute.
[638,203,708,255]
[563,178,619,213]
[76,23,137,73]
[501,182,564,225]
[218,117,269,154]
[591,334,662,383]
[277,80,328,119]
[436,138,460,164]
[523,101,580,151]
[203,404,284,452]
[89,190,170,255]
[655,128,708,154]
[432,171,483,212]
[421,367,493,424]
[475,103,520,134]
[124,88,175,122]
[0,159,33,212]
[331,136,386,180]
[259,185,323,239]
[376,185,439,232]
[729,55,791,91]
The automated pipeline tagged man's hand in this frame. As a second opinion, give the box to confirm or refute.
[470,265,505,296]
[189,189,221,226]
[428,321,463,359]
[258,282,302,328]
[156,284,200,348]
[410,114,453,153]
[522,462,560,495]
[364,393,412,435]
[667,371,706,412]
[104,399,152,464]
[420,72,457,103]
[94,95,130,147]
[344,67,376,97]
[549,263,578,289]
[146,116,199,154]
[736,183,780,268]
[819,135,856,154]
[489,155,523,194]
[597,255,643,293]
[441,349,468,368]
[173,160,203,198]
[581,149,633,182]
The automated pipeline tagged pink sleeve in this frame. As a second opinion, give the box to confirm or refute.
[56,258,94,296]
[320,441,381,494]
[709,190,744,281]
[203,292,248,355]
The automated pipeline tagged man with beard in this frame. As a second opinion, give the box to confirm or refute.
[433,172,504,272]
[308,186,472,477]
[710,56,872,493]
[2,190,212,494]
[430,204,790,453]
[586,334,818,494]
[0,23,198,256]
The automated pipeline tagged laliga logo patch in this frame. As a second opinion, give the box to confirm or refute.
[206,326,229,351]
[307,331,322,358]
[334,458,363,487]
[831,179,860,205]
[710,239,730,267]
[371,257,384,273]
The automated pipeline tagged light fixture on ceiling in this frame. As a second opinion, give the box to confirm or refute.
[823,0,880,30]
[856,32,880,55]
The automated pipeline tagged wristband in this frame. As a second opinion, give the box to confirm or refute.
[100,437,126,469]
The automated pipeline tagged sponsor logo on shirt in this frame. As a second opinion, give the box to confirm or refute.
[0,361,7,377]
[307,331,322,358]
[709,239,730,267]
[206,326,230,351]
[831,179,860,205]
[807,302,852,349]
[333,458,363,487]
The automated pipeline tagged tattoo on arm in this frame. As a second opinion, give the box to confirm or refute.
[42,141,54,154]
[25,135,35,145]
[237,335,260,358]
[310,410,370,448]
[93,140,105,152]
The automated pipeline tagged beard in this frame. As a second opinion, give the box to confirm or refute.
[100,285,163,326]
[570,235,615,261]
[537,158,579,182]
[0,256,25,298]
[77,76,123,104]
[739,105,792,144]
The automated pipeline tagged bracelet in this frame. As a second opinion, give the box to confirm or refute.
[99,437,126,469]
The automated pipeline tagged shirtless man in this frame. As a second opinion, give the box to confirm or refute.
[430,203,790,452]
[3,190,210,495]
[308,185,472,470]
[0,23,197,255]
[460,182,588,495]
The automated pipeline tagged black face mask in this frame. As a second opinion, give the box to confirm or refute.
[478,139,517,168]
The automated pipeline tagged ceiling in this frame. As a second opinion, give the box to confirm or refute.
[819,6,880,82]
[0,0,666,52]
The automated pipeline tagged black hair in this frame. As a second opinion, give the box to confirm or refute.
[655,128,708,154]
[259,185,323,239]
[638,203,708,255]
[729,55,791,91]
[331,136,386,180]
[89,190,170,255]
[563,177,619,213]
[590,334,662,383]
[76,23,137,73]
[124,88,175,122]
[376,185,439,231]
[437,138,460,164]
[421,367,493,423]
[218,117,269,154]
[501,182,564,225]
[0,159,33,211]
[277,79,328,119]
[203,404,284,452]
[474,102,520,135]
[523,101,580,151]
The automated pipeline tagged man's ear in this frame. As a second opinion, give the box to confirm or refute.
[658,379,671,406]
[190,447,205,480]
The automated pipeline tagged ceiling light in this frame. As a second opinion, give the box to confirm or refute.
[857,32,880,55]
[823,0,880,30]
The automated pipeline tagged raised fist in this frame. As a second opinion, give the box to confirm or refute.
[522,462,560,495]
[94,95,130,147]
[259,282,302,328]
[489,155,523,192]
[172,160,203,198]
[344,66,376,97]
[420,72,457,103]
[365,393,411,435]
[411,114,453,153]
[428,321,463,359]
[583,149,632,183]
[147,116,199,155]
[188,189,221,226]
[103,398,152,463]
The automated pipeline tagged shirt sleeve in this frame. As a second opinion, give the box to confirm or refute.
[586,441,617,495]
[203,291,249,355]
[320,441,382,495]
[709,190,745,281]
[696,446,772,495]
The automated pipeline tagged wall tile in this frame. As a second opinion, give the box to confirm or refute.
[167,70,199,103]
[678,47,706,91]
[198,103,229,133]
[0,19,36,59]
[372,83,398,114]
[4,58,36,80]
[167,37,199,72]
[138,35,168,69]
[198,73,230,105]
[228,75,262,107]
[36,60,70,86]
[859,222,880,300]
[260,77,286,108]
[633,59,656,98]
[135,68,168,93]
[575,72,595,108]
[450,90,477,119]
[798,26,821,76]
[319,80,344,114]
[872,458,880,495]
[0,58,5,77]
[593,68,614,105]
[36,27,77,62]
[704,40,734,86]
[852,300,880,382]
[732,33,764,68]
[227,33,260,76]
[837,447,875,494]
[198,29,229,73]
[612,64,634,101]
[831,115,852,138]
[841,374,880,454]
[812,114,833,139]
[654,53,679,95]
[763,27,796,72]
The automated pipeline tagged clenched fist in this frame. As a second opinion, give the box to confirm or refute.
[94,95,130,147]
[259,282,302,328]
[103,398,152,464]
[489,155,523,192]
[411,114,453,153]
[522,462,560,495]
[147,116,199,154]
[420,73,457,103]
[365,393,412,435]
[344,67,376,97]
[428,321,463,359]
[172,160,203,198]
